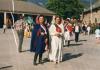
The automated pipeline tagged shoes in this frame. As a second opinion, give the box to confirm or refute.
[54,60,61,64]
[67,45,70,47]
[19,50,22,53]
[39,60,43,64]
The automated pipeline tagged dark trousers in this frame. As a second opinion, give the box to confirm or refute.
[68,40,70,46]
[3,28,6,33]
[34,53,43,64]
[17,30,24,52]
[75,32,79,42]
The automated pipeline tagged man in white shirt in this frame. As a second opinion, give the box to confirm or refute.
[14,16,25,52]
[74,23,81,42]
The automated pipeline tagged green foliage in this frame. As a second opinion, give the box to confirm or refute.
[46,0,84,19]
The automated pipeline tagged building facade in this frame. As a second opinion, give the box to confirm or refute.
[82,1,100,25]
[0,0,55,28]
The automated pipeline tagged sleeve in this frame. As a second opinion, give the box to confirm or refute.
[49,24,58,36]
[14,20,18,29]
[59,24,64,35]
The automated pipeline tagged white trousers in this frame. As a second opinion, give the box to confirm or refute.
[87,30,90,35]
[64,31,71,40]
[49,36,62,62]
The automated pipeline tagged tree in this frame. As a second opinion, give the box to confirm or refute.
[46,0,84,19]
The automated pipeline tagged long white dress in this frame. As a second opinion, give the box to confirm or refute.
[49,23,64,62]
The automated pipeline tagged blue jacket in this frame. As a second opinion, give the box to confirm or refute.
[30,24,47,54]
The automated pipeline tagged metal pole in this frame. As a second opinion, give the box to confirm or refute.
[90,0,92,24]
[4,12,6,25]
[11,0,15,25]
[11,0,18,48]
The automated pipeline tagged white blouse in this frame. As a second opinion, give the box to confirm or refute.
[49,23,64,36]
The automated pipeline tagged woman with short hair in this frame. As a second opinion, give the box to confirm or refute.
[30,15,48,65]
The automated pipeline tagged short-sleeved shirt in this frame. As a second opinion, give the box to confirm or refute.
[14,19,25,31]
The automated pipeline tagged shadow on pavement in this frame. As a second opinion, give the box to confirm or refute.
[64,43,83,47]
[79,40,87,42]
[70,43,83,46]
[43,58,50,64]
[0,65,13,69]
[62,53,83,62]
[43,53,83,63]
[21,49,30,53]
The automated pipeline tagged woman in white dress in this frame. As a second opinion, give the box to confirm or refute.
[49,16,64,64]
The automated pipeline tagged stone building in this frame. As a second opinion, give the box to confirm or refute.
[82,1,100,25]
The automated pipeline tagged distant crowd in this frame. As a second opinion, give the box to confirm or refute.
[3,15,100,65]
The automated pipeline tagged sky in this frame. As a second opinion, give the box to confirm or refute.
[27,0,97,6]
[81,0,96,3]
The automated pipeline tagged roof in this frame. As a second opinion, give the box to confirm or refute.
[0,0,55,16]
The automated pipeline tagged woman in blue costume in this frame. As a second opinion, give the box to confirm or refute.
[30,15,48,65]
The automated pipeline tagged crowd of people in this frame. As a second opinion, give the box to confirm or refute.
[8,15,100,65]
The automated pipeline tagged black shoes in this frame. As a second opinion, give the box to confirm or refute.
[19,50,22,53]
[67,44,70,47]
[19,51,22,53]
[39,60,43,64]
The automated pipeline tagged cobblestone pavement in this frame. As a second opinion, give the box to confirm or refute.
[0,29,100,70]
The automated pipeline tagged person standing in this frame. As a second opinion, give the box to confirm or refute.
[95,23,100,43]
[30,15,48,65]
[64,19,73,46]
[87,25,91,35]
[3,15,12,33]
[82,24,87,35]
[74,23,81,43]
[3,24,7,33]
[14,16,25,52]
[49,16,64,64]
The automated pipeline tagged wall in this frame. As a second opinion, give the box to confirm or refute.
[82,7,100,25]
